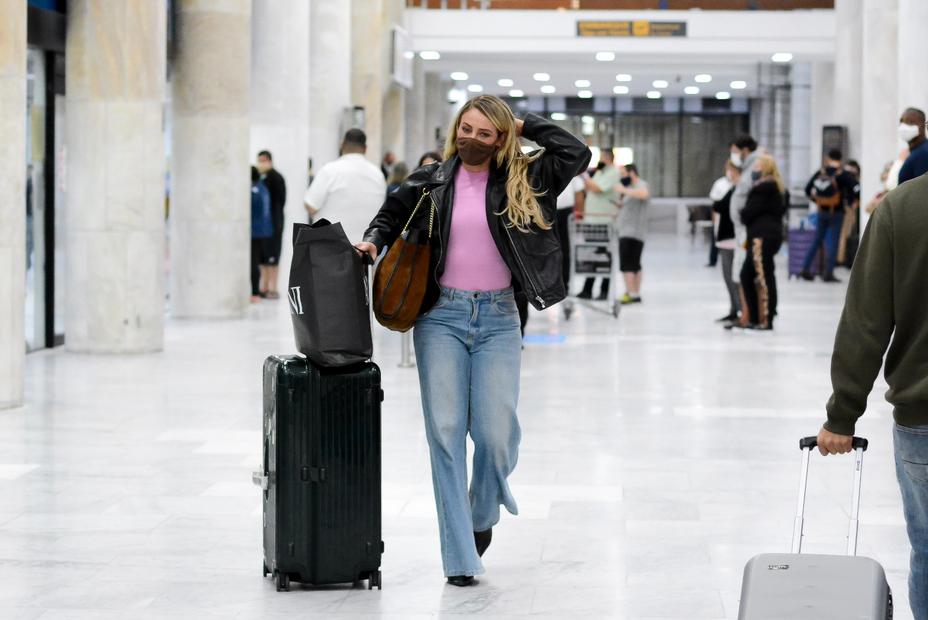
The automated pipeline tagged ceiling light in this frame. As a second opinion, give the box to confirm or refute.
[450,72,468,81]
[533,72,551,82]
[646,90,662,99]
[772,52,793,63]
[508,89,524,98]
[684,86,700,95]
[467,84,483,93]
[575,79,591,88]
[715,91,732,100]
[596,52,615,62]
[613,85,629,95]
[419,51,441,61]
[551,112,567,121]
[694,74,712,83]
[540,85,556,94]
[652,80,669,89]
[581,115,595,123]
[498,78,514,87]
[577,90,593,99]
[730,80,747,90]
[615,73,632,82]
[448,88,465,103]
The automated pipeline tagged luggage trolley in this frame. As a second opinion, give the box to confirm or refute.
[563,214,621,320]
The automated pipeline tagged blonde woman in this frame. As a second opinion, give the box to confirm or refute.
[738,154,787,331]
[355,96,590,586]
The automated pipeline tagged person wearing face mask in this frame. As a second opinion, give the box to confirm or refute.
[897,107,928,185]
[578,147,621,300]
[356,95,591,587]
[732,155,787,331]
[612,164,650,304]
[712,161,742,324]
[255,150,287,299]
[799,149,858,283]
[726,135,761,325]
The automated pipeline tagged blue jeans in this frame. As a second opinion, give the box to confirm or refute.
[802,209,844,276]
[895,423,928,620]
[413,287,522,577]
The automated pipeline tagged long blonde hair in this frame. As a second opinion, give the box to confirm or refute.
[443,95,549,231]
[756,154,785,194]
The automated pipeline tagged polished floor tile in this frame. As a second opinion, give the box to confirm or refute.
[0,234,914,619]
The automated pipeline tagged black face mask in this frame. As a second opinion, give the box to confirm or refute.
[620,176,633,187]
[456,138,497,166]
[751,171,763,182]
[825,166,838,176]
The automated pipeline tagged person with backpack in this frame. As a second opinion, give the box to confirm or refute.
[799,149,858,283]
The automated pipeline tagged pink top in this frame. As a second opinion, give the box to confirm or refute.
[439,168,512,291]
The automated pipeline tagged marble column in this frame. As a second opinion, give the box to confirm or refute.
[0,0,26,407]
[788,63,812,189]
[381,0,406,162]
[250,0,309,285]
[424,72,451,153]
[171,0,251,318]
[833,0,863,160]
[897,0,928,112]
[65,0,167,353]
[405,58,428,166]
[351,0,386,165]
[860,0,898,230]
[808,61,835,169]
[309,0,351,170]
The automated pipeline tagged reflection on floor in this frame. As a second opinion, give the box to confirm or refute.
[0,234,913,619]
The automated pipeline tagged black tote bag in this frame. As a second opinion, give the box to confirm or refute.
[288,220,373,367]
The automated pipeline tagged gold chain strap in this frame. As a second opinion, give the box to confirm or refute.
[401,189,435,238]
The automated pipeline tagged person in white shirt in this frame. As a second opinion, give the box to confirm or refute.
[304,129,387,243]
[555,175,586,290]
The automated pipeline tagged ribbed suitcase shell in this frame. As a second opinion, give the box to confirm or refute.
[738,553,891,619]
[261,355,383,590]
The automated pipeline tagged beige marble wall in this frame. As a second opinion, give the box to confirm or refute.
[309,0,351,169]
[834,0,863,160]
[898,0,928,113]
[0,0,26,407]
[65,0,167,353]
[351,0,386,165]
[250,0,309,291]
[171,0,251,318]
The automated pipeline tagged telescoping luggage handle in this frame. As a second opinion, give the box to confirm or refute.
[791,436,868,556]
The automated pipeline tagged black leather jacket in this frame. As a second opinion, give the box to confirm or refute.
[363,113,591,313]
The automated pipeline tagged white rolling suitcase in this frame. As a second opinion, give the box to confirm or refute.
[737,436,893,619]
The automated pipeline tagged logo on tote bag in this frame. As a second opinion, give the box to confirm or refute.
[288,286,304,315]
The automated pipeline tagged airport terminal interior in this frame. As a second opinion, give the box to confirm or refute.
[2,0,926,618]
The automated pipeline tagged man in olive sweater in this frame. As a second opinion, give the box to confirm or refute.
[816,173,928,619]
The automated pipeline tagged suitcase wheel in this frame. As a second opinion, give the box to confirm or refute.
[263,562,269,578]
[367,570,382,590]
[275,571,290,592]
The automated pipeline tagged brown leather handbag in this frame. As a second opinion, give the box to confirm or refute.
[372,189,435,332]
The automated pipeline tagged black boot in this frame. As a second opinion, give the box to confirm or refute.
[447,575,476,587]
[576,278,594,299]
[474,528,493,557]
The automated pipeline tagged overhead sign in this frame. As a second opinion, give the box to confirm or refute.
[577,20,687,38]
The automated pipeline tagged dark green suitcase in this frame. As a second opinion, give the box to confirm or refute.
[255,355,383,591]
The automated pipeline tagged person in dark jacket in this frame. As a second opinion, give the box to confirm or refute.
[799,149,857,283]
[897,107,928,185]
[256,150,287,299]
[250,166,273,303]
[736,154,786,331]
[355,96,590,587]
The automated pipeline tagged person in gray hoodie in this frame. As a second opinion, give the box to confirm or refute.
[725,135,761,327]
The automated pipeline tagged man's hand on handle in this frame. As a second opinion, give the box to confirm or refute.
[816,426,854,456]
[354,242,378,262]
